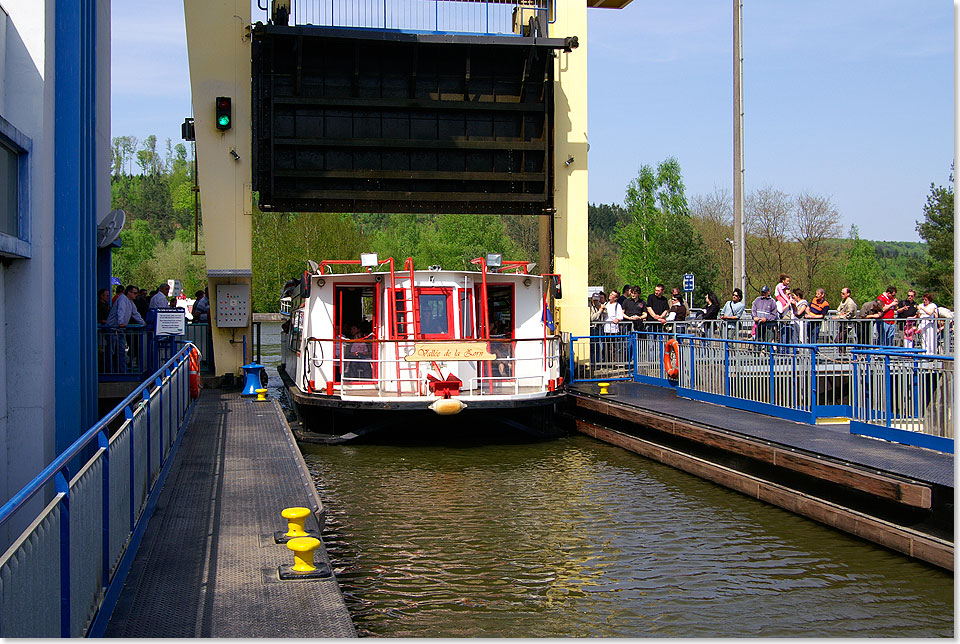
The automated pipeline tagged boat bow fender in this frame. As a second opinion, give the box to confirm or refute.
[428,398,467,416]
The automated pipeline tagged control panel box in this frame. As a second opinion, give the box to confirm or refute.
[216,284,250,328]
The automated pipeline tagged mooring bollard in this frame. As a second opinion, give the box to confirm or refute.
[274,506,320,544]
[281,507,310,537]
[278,536,332,580]
[287,536,321,572]
[598,382,610,395]
[255,388,268,401]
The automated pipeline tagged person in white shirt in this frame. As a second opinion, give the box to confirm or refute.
[149,283,171,309]
[602,290,625,334]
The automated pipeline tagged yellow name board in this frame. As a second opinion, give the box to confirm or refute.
[404,342,496,362]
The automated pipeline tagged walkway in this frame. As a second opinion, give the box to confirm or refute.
[104,390,356,637]
[570,381,953,488]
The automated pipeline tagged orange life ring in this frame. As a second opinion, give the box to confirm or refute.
[189,347,201,398]
[663,339,680,379]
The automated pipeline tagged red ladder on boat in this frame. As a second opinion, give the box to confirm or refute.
[389,258,422,395]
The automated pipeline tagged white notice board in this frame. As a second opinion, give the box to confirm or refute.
[155,307,186,336]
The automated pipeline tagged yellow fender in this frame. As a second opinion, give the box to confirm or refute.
[428,398,467,416]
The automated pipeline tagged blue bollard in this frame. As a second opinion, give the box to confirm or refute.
[241,363,265,397]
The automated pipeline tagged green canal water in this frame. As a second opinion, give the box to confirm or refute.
[261,322,954,638]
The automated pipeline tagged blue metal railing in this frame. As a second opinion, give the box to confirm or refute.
[849,350,954,453]
[568,331,951,451]
[0,343,197,637]
[99,324,216,380]
[182,323,214,373]
[97,325,154,381]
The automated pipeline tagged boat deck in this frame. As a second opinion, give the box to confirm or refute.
[104,390,356,638]
[339,384,548,398]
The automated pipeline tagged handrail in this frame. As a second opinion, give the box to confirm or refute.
[849,349,953,360]
[0,342,195,527]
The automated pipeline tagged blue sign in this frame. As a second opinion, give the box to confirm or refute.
[682,273,695,292]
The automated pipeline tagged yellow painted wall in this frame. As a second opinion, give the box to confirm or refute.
[184,0,253,375]
[550,0,590,336]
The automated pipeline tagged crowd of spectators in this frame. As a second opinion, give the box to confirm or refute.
[98,284,209,327]
[588,274,952,354]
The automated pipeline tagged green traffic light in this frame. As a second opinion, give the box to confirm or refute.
[218,115,230,127]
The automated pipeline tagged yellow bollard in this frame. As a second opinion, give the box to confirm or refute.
[281,507,311,538]
[255,388,268,401]
[286,536,321,572]
[598,382,610,395]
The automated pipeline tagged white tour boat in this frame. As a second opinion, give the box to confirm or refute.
[278,254,565,441]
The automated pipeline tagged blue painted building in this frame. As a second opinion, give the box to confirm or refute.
[0,0,110,545]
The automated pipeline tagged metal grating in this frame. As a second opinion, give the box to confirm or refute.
[104,392,355,637]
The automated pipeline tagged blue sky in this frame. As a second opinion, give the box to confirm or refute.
[111,0,953,242]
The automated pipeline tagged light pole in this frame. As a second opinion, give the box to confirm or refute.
[733,0,746,295]
[725,237,735,293]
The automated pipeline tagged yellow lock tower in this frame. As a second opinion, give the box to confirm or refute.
[184,0,631,376]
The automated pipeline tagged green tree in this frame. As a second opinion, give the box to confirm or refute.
[112,219,159,289]
[845,225,883,302]
[502,214,540,265]
[251,206,367,312]
[912,168,954,301]
[614,158,717,298]
[615,158,687,292]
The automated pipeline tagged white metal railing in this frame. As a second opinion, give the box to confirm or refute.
[254,0,551,36]
[0,344,197,637]
[307,337,560,397]
[851,350,954,448]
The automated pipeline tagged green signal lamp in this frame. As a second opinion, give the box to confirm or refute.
[215,96,232,131]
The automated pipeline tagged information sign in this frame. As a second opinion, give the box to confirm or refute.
[155,307,186,336]
[682,273,695,292]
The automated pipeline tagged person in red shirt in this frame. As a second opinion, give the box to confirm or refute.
[876,286,899,346]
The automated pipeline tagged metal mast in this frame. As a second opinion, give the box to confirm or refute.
[733,0,746,294]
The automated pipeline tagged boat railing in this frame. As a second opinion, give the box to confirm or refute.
[0,343,197,637]
[307,336,561,397]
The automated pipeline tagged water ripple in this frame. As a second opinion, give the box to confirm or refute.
[302,435,953,637]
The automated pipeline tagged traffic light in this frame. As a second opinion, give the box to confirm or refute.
[215,96,231,131]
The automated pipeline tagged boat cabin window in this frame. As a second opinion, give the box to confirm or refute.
[485,285,514,338]
[418,288,453,339]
